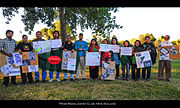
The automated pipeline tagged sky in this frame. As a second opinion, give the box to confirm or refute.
[0,7,180,42]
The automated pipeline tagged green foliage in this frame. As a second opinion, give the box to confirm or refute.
[2,7,122,40]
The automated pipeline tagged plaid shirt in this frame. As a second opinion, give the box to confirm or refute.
[0,38,16,53]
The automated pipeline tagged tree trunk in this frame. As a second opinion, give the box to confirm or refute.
[59,7,67,43]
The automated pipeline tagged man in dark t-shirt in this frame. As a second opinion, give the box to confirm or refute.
[16,35,34,84]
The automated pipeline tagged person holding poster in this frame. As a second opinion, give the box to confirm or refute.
[48,31,63,82]
[88,39,100,80]
[132,40,144,81]
[142,36,157,81]
[61,35,75,81]
[157,35,173,82]
[100,39,109,65]
[0,30,18,87]
[16,35,34,84]
[121,40,132,81]
[111,37,122,80]
[32,31,47,83]
[75,33,88,80]
[105,51,114,62]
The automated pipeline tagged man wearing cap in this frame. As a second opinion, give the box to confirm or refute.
[74,33,88,80]
[157,35,173,82]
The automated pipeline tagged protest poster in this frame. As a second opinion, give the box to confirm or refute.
[61,51,77,71]
[120,47,132,56]
[9,68,21,76]
[158,46,172,60]
[13,53,22,66]
[33,41,51,54]
[100,44,120,53]
[49,39,62,48]
[101,61,115,80]
[0,53,21,77]
[67,58,76,71]
[169,45,180,59]
[85,52,101,66]
[135,51,152,68]
[21,52,39,73]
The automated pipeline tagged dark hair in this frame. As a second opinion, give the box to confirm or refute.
[79,33,83,36]
[145,36,150,39]
[134,40,142,47]
[103,39,109,44]
[53,31,60,39]
[36,31,42,35]
[165,35,170,40]
[89,39,98,47]
[22,34,28,38]
[109,50,113,57]
[111,37,118,45]
[123,40,131,47]
[6,30,13,35]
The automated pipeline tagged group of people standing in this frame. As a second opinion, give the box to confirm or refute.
[0,30,173,87]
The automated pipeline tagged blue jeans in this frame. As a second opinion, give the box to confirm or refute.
[122,63,130,78]
[35,70,47,80]
[49,71,60,79]
[64,73,74,79]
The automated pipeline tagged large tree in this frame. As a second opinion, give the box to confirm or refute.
[2,7,122,43]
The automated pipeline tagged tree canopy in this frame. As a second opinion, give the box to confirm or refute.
[2,7,123,43]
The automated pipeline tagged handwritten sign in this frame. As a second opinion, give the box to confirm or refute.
[86,52,101,66]
[100,44,120,53]
[120,47,132,56]
[49,39,62,48]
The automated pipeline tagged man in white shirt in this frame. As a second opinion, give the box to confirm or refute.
[157,35,173,82]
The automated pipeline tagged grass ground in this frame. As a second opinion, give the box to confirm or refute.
[0,59,180,100]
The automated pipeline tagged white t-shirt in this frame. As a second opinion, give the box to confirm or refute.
[158,41,173,61]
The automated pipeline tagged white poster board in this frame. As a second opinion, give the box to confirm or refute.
[120,47,132,56]
[100,44,120,53]
[85,52,101,66]
[49,39,62,48]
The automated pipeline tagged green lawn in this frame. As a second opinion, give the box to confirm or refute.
[0,59,180,100]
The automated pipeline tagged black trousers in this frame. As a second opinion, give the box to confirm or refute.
[20,66,33,84]
[142,67,151,79]
[115,64,120,78]
[3,76,16,86]
[89,66,99,79]
[132,64,141,80]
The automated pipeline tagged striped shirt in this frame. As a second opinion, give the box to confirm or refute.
[0,38,16,53]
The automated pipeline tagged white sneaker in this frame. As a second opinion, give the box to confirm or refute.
[49,79,54,83]
[56,79,61,82]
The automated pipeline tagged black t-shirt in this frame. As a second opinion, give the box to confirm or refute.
[62,41,74,50]
[16,42,33,52]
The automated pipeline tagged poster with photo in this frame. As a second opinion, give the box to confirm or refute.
[61,51,77,71]
[135,51,152,68]
[0,53,20,77]
[101,61,116,80]
[21,52,39,73]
